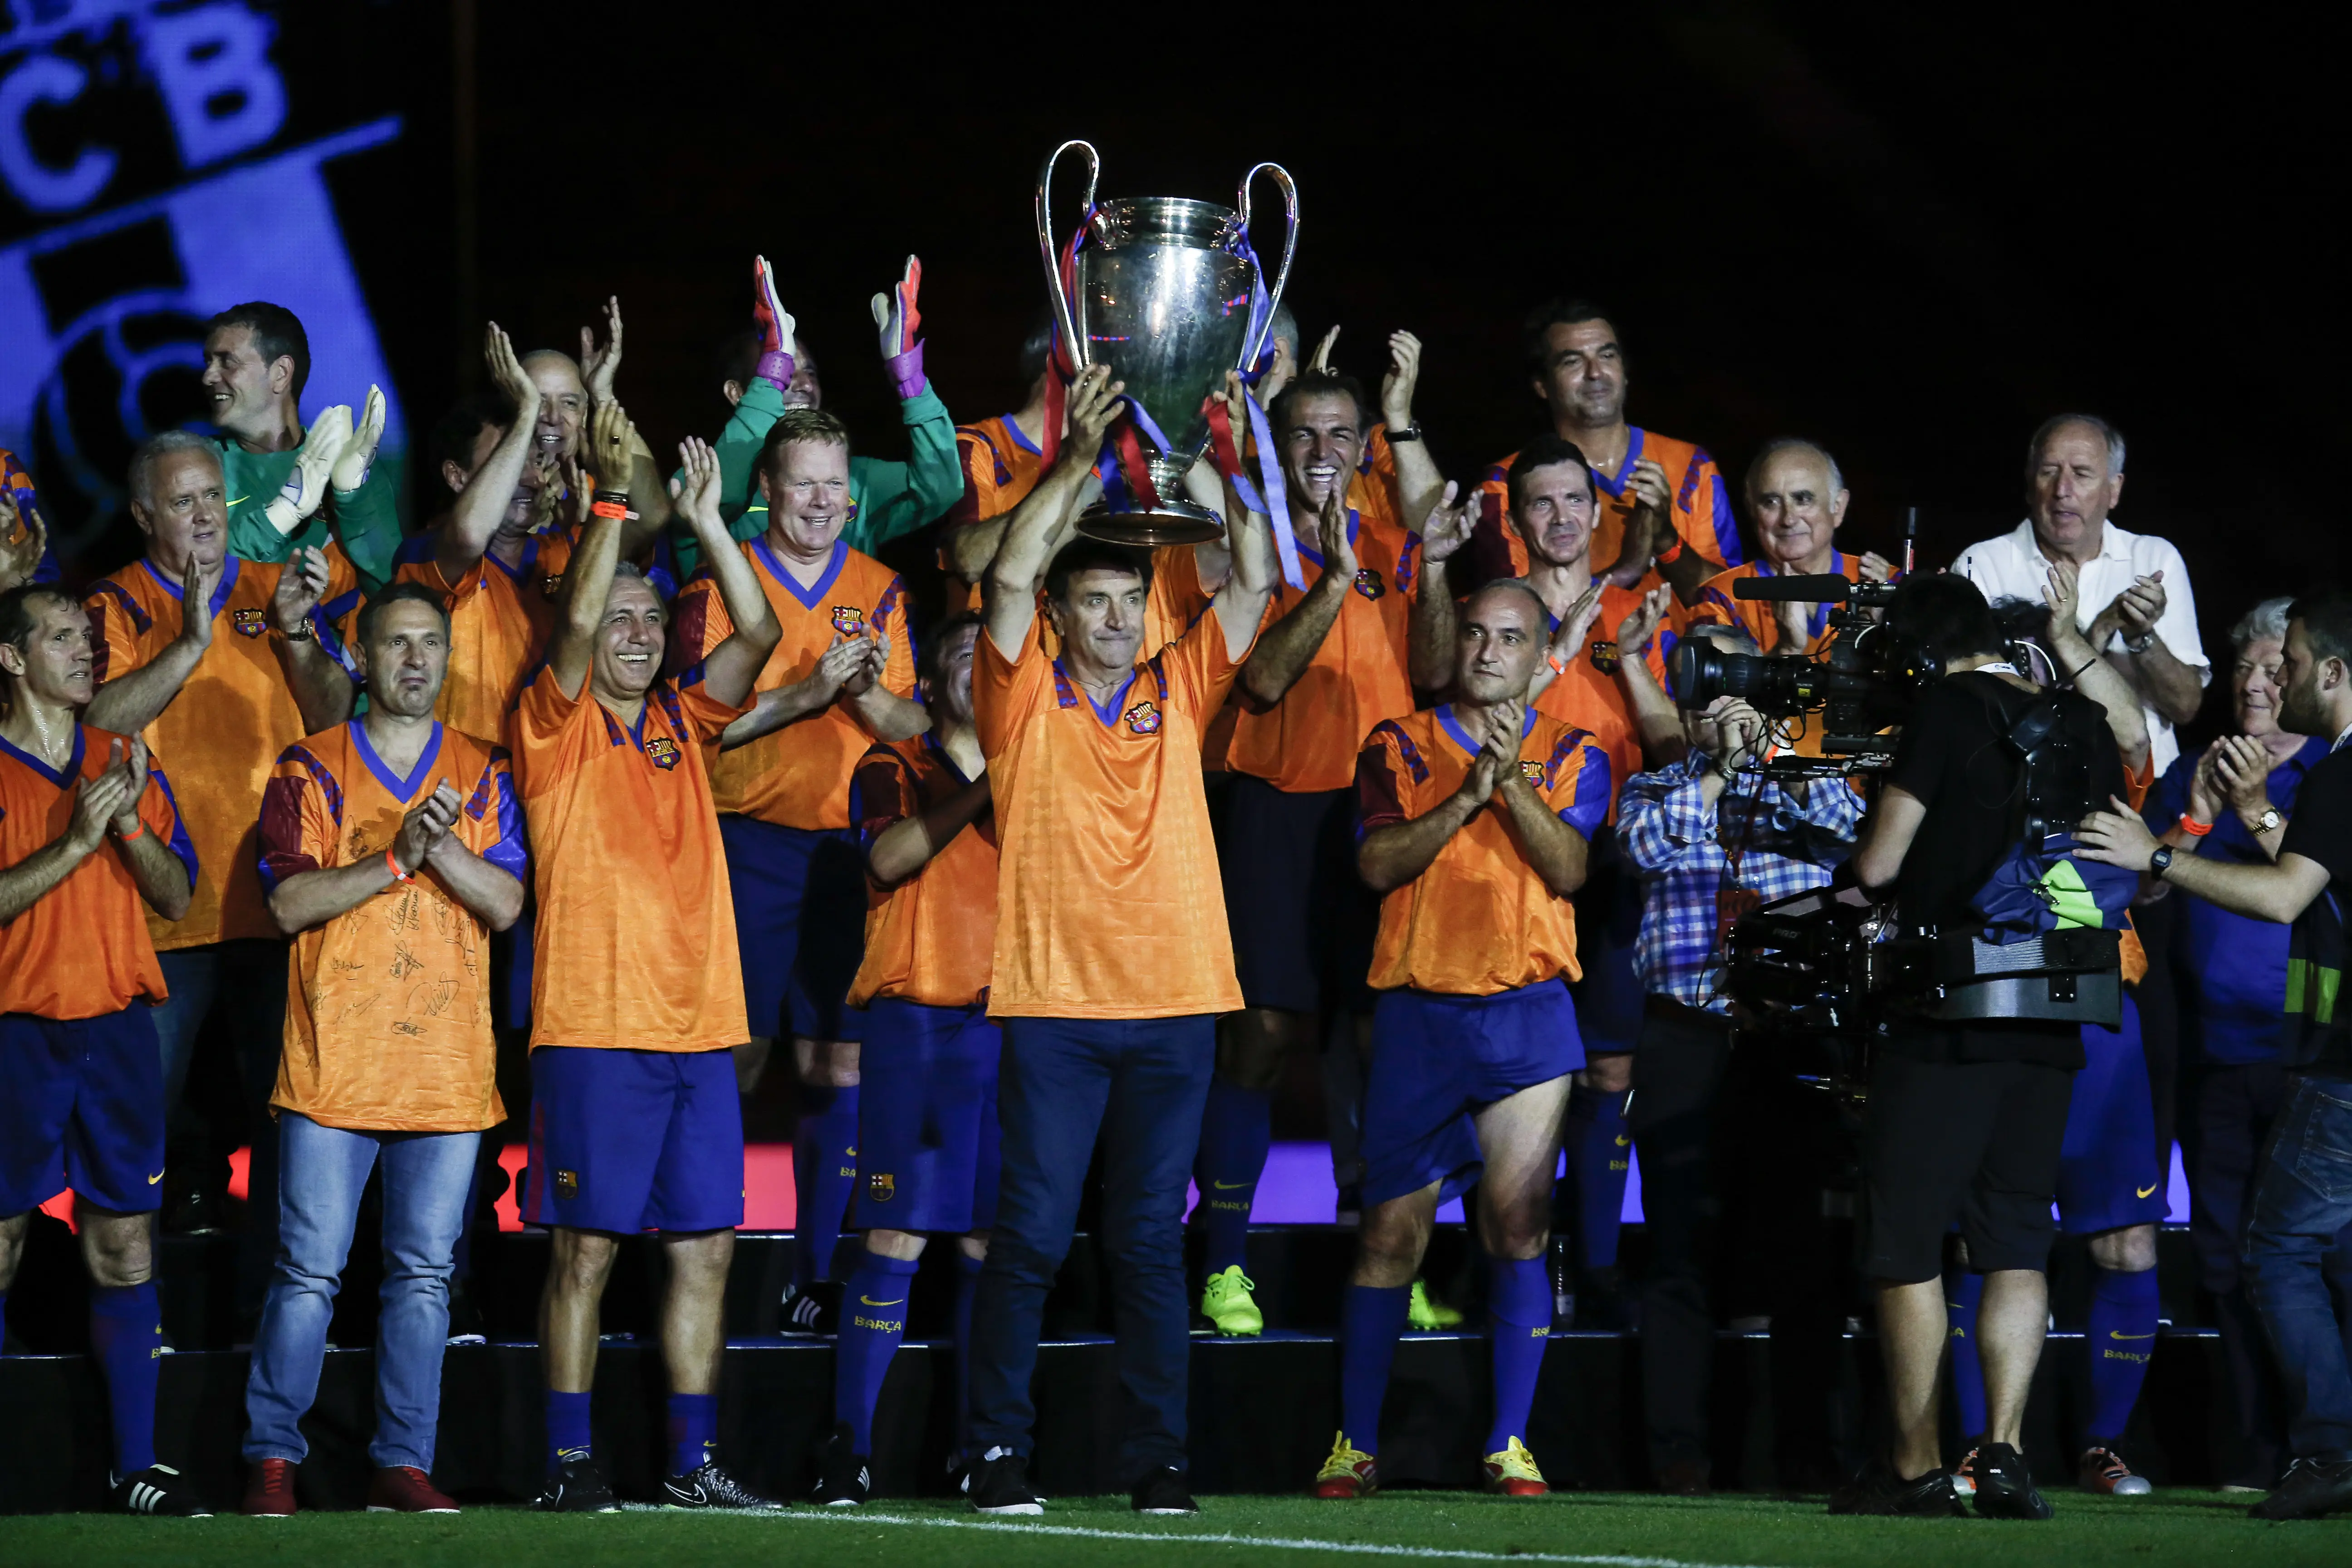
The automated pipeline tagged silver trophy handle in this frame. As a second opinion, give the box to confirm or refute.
[1234,161,1299,372]
[1035,139,1101,374]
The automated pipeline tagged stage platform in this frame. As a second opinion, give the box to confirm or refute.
[0,1221,2247,1513]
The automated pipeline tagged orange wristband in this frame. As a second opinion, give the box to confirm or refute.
[385,847,414,883]
[1654,539,1684,566]
[2178,813,2215,838]
[590,500,628,519]
[116,819,147,843]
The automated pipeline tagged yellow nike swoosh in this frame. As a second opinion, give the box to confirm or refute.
[2136,1183,2159,1199]
[2109,1330,2156,1340]
[148,1171,165,1184]
[1211,1181,1250,1190]
[859,1297,905,1308]
[1613,1135,1631,1147]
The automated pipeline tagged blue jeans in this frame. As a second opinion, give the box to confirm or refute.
[242,1113,479,1470]
[2244,1074,2352,1462]
[969,1015,1214,1478]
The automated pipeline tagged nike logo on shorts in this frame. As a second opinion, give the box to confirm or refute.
[148,1171,165,1184]
[2136,1183,2158,1198]
[1211,1181,1249,1190]
[860,1297,905,1308]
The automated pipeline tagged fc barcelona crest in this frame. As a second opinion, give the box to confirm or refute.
[1519,760,1547,785]
[1588,638,1622,675]
[541,573,564,600]
[832,605,866,637]
[232,607,268,637]
[1124,700,1162,736]
[1352,568,1385,600]
[868,1172,895,1202]
[554,1170,579,1200]
[645,735,682,771]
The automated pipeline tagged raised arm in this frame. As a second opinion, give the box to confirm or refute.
[1378,332,1443,530]
[549,487,623,701]
[983,365,1121,658]
[667,436,780,708]
[82,552,218,735]
[269,547,356,732]
[1406,483,1475,692]
[1614,587,1690,767]
[2043,560,2148,768]
[1238,488,1350,706]
[438,324,544,583]
[1621,460,1714,602]
[867,774,993,887]
[2095,569,2206,727]
[1210,379,1275,662]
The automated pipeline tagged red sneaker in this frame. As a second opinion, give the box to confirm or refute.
[243,1457,297,1517]
[367,1465,460,1513]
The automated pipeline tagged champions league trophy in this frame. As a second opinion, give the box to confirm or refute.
[1036,140,1298,547]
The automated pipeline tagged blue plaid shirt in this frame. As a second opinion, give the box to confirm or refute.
[1618,755,1865,1012]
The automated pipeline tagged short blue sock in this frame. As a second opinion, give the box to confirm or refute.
[667,1392,717,1478]
[793,1085,861,1289]
[835,1252,919,1453]
[1194,1080,1272,1276]
[546,1389,593,1471]
[953,1250,985,1454]
[1484,1256,1552,1455]
[1945,1270,1987,1438]
[2086,1265,2159,1444]
[1564,1084,1631,1272]
[88,1282,160,1475]
[1339,1284,1411,1457]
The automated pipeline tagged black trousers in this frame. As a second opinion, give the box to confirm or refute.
[1629,1002,1848,1482]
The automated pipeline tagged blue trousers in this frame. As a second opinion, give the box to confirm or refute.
[2244,1074,2352,1462]
[968,1015,1214,1478]
[242,1113,478,1470]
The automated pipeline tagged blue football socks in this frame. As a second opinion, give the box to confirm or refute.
[1194,1079,1272,1276]
[88,1282,160,1475]
[836,1252,920,1454]
[793,1085,861,1289]
[667,1392,717,1478]
[2086,1265,2160,1444]
[1945,1270,1988,1439]
[1485,1255,1552,1454]
[1339,1284,1411,1456]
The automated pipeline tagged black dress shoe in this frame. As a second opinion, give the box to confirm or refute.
[2250,1457,2352,1520]
[1827,1462,1966,1516]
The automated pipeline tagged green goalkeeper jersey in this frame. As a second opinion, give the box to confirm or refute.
[216,433,402,588]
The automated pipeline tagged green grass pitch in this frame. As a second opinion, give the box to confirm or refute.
[6,1491,2347,1567]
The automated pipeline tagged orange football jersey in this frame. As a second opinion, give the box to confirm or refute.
[1680,554,1867,657]
[86,551,358,951]
[673,536,914,832]
[258,721,523,1131]
[946,414,1050,530]
[1475,429,1740,584]
[510,668,750,1051]
[1357,706,1612,995]
[368,529,576,745]
[1530,578,1669,804]
[845,735,999,1009]
[974,612,1254,1018]
[0,726,192,1018]
[1225,510,1420,794]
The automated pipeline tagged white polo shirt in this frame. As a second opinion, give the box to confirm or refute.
[1953,518,2210,775]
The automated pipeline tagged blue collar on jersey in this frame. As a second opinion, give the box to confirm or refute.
[348,718,444,803]
[752,534,847,610]
[141,554,242,622]
[1436,701,1536,757]
[0,723,85,789]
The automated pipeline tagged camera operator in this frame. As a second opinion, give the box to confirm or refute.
[1618,695,1864,1494]
[2077,590,2352,1522]
[1839,573,2127,1519]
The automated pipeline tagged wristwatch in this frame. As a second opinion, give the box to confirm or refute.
[1386,421,1424,444]
[2253,806,2283,834]
[2123,630,2157,655]
[2149,845,2175,879]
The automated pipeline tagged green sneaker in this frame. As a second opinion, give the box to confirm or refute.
[1200,1265,1264,1335]
[1407,1278,1462,1330]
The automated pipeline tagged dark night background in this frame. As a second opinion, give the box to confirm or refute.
[23,2,2350,744]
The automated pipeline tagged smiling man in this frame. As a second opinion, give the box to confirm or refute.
[673,406,928,1336]
[0,583,201,1517]
[1956,415,2209,775]
[1683,439,1894,661]
[200,302,400,586]
[511,437,781,1512]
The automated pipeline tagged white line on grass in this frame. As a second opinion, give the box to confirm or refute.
[758,1506,1790,1568]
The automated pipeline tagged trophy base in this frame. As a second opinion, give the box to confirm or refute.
[1073,499,1224,548]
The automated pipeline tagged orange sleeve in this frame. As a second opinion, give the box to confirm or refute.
[669,573,733,668]
[2120,750,2156,813]
[1157,599,1251,725]
[1356,723,1412,835]
[877,574,916,698]
[947,429,1000,529]
[256,743,339,892]
[84,580,148,685]
[510,667,582,796]
[973,616,1047,760]
[1540,730,1615,840]
[851,745,919,843]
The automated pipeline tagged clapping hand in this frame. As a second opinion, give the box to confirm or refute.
[1417,481,1477,563]
[580,297,623,404]
[270,546,332,637]
[1616,584,1673,653]
[1379,330,1420,431]
[0,489,45,590]
[871,255,923,361]
[393,781,465,874]
[333,386,386,493]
